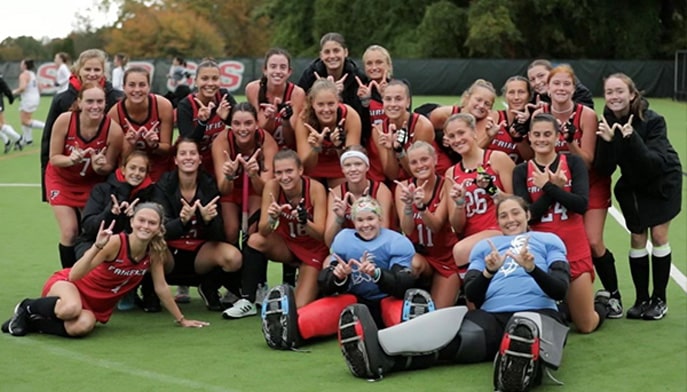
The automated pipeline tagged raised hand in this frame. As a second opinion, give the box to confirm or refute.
[196,196,220,223]
[350,251,376,276]
[193,97,215,122]
[560,114,577,143]
[355,75,373,99]
[294,198,308,225]
[619,114,634,139]
[330,188,353,219]
[413,180,429,209]
[505,236,534,272]
[276,98,294,120]
[90,146,108,172]
[179,198,197,224]
[141,121,161,148]
[394,180,416,206]
[222,150,241,180]
[547,164,568,188]
[486,117,507,138]
[331,253,353,280]
[267,192,291,220]
[123,119,140,146]
[392,121,409,152]
[68,147,88,166]
[122,198,140,217]
[94,220,116,249]
[216,94,231,121]
[374,123,393,150]
[447,177,467,203]
[304,123,328,151]
[328,118,346,148]
[334,73,348,95]
[596,116,615,142]
[238,148,262,178]
[531,163,549,189]
[485,239,506,273]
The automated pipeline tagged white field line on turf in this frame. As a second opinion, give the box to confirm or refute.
[609,206,687,294]
[11,338,238,392]
[0,183,40,187]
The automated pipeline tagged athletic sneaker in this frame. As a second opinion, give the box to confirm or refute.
[606,297,623,319]
[626,300,651,319]
[220,291,240,307]
[3,141,10,154]
[1,318,9,333]
[13,137,23,151]
[222,298,256,319]
[494,318,541,392]
[401,288,435,322]
[198,284,223,311]
[338,304,391,380]
[642,298,668,320]
[8,300,30,336]
[174,286,191,304]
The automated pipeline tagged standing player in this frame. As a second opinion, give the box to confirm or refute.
[108,66,174,182]
[513,113,609,333]
[177,58,237,176]
[223,149,329,319]
[0,73,22,153]
[41,48,124,202]
[539,65,621,318]
[54,52,72,93]
[45,82,123,268]
[294,79,361,187]
[245,48,306,151]
[2,203,209,338]
[595,73,682,320]
[111,53,127,91]
[13,58,45,146]
[395,141,459,309]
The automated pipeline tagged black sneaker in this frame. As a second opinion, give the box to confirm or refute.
[626,300,651,319]
[494,318,541,392]
[1,318,9,333]
[8,300,31,336]
[338,304,393,380]
[260,284,298,349]
[142,292,161,313]
[13,137,23,151]
[401,288,435,322]
[197,284,224,311]
[3,141,10,154]
[606,296,623,319]
[642,298,668,320]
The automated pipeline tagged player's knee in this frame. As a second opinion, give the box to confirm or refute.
[221,245,242,271]
[55,301,82,320]
[246,233,266,251]
[67,315,96,337]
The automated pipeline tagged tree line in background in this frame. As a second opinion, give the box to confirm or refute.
[1,0,685,62]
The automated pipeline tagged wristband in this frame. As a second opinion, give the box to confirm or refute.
[373,268,381,282]
[454,198,466,207]
[268,215,279,230]
[225,173,238,181]
[312,145,322,153]
[417,203,427,212]
[403,207,413,216]
[335,216,345,225]
[486,266,500,275]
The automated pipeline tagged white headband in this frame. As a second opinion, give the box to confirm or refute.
[340,150,369,167]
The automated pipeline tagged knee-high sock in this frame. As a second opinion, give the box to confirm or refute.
[31,318,70,337]
[21,125,31,142]
[651,244,672,301]
[297,295,357,340]
[241,245,267,302]
[1,124,21,142]
[58,243,76,268]
[30,119,45,129]
[25,297,59,319]
[282,264,297,286]
[593,249,619,297]
[629,248,650,303]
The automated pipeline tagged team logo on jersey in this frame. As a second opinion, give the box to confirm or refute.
[49,190,60,200]
[501,234,529,276]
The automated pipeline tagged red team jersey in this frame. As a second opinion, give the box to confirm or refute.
[526,154,592,279]
[223,128,266,204]
[116,94,168,182]
[336,179,383,229]
[308,104,349,179]
[186,92,227,176]
[544,103,611,209]
[365,97,386,182]
[42,233,151,323]
[45,112,111,207]
[166,210,205,252]
[492,110,525,164]
[406,176,459,277]
[274,177,329,269]
[261,82,296,150]
[450,150,502,237]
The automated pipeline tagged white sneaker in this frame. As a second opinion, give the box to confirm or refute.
[220,291,240,306]
[222,298,257,319]
[175,286,191,304]
[255,283,269,306]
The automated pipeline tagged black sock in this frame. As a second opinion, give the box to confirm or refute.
[223,270,243,297]
[629,255,650,303]
[593,249,619,296]
[282,264,297,286]
[651,252,672,301]
[241,245,267,302]
[594,302,608,330]
[201,267,224,293]
[58,243,76,268]
[31,317,70,337]
[25,297,58,319]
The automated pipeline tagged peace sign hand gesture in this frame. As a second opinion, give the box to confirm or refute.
[505,236,534,272]
[304,123,328,151]
[94,220,116,250]
[193,98,215,122]
[196,196,220,223]
[179,198,197,224]
[485,239,506,274]
[222,150,241,180]
[238,148,262,178]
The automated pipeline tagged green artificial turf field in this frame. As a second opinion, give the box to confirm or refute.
[0,95,685,392]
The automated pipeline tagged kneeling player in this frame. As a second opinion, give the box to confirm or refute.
[336,196,584,391]
[261,197,431,350]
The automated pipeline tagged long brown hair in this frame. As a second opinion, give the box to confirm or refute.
[132,202,168,265]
